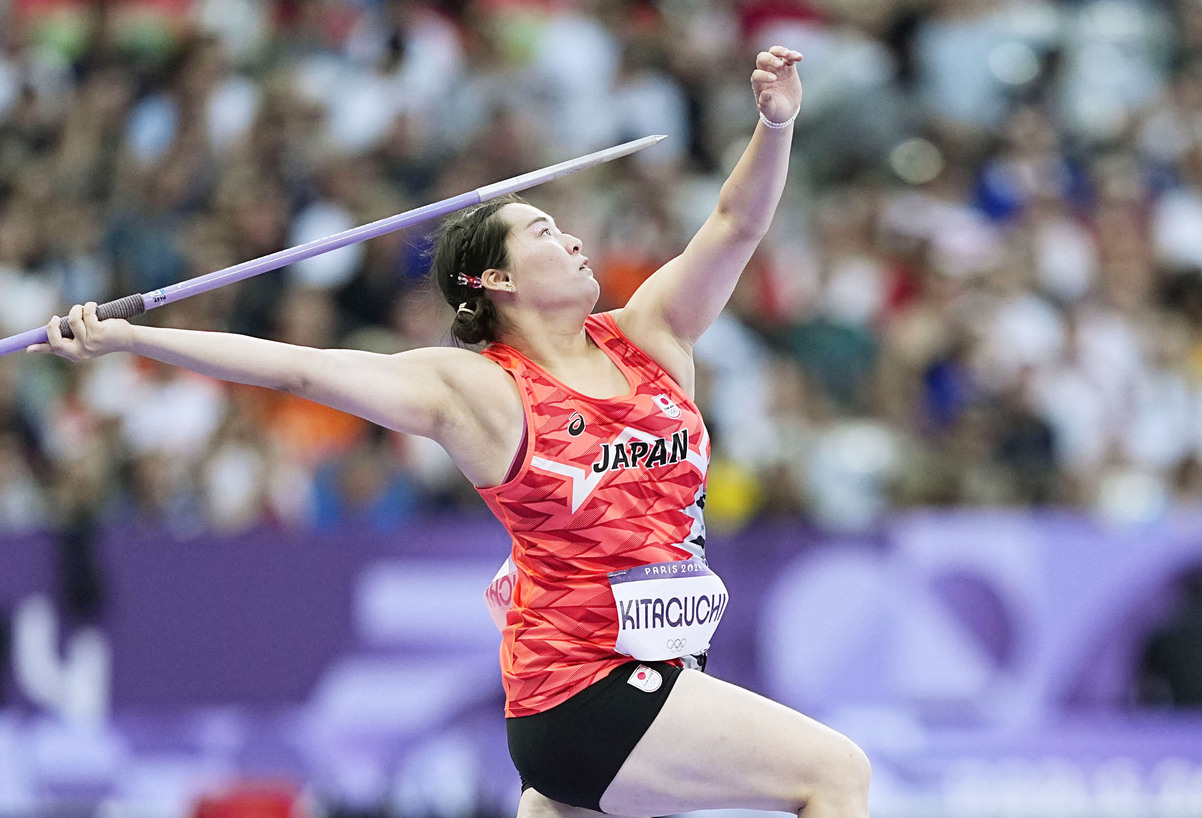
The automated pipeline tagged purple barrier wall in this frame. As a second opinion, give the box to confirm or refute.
[1,517,513,708]
[1,510,1201,817]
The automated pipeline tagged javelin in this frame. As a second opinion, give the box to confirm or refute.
[0,134,666,357]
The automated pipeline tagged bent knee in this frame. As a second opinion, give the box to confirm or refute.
[835,738,872,793]
[805,733,871,809]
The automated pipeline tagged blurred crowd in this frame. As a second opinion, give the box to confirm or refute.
[4,0,1202,538]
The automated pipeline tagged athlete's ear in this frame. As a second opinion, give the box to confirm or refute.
[482,268,516,294]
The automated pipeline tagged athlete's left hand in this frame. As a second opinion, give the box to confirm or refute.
[751,46,803,125]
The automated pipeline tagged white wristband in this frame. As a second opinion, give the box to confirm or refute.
[759,107,800,130]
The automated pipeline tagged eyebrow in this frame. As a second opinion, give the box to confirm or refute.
[525,215,555,231]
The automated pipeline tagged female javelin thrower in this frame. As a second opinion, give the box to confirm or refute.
[32,47,870,818]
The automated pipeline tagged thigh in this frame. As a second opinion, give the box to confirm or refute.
[598,669,861,817]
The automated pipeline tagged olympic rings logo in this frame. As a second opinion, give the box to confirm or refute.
[666,638,687,653]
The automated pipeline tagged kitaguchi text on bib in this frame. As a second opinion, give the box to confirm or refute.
[607,558,728,661]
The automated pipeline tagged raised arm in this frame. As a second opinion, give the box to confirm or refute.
[618,46,802,379]
[29,302,524,485]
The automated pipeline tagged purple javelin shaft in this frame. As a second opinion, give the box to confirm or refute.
[0,134,666,356]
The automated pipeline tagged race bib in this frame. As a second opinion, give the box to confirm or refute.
[608,559,728,661]
[484,556,518,631]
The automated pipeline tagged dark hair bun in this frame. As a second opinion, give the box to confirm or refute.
[451,296,500,345]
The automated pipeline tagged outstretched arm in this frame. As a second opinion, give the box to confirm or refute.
[28,303,523,485]
[618,46,802,379]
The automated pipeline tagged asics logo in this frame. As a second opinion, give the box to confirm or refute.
[568,413,586,437]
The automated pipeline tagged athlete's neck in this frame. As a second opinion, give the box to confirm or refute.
[500,324,595,373]
[496,305,596,371]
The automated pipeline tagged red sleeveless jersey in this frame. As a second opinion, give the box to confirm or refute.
[478,311,710,717]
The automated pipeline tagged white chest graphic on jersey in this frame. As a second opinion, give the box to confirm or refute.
[530,424,709,513]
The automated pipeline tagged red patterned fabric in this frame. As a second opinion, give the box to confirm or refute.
[479,311,710,717]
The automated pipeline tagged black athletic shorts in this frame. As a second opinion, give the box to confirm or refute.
[506,660,684,813]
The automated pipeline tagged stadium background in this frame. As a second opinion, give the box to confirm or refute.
[1,0,1202,816]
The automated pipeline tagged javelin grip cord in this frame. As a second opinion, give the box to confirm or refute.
[58,294,147,339]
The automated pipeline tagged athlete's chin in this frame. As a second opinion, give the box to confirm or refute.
[551,284,600,314]
[584,279,601,305]
[567,271,598,294]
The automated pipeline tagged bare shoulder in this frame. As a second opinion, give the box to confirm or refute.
[416,344,512,388]
[395,343,501,375]
[611,308,696,398]
[398,344,520,417]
